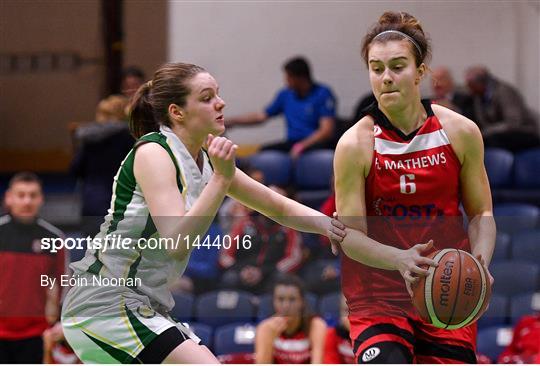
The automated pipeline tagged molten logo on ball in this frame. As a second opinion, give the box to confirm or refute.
[439,259,454,307]
[412,249,491,329]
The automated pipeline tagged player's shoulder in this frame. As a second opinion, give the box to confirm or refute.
[337,115,374,152]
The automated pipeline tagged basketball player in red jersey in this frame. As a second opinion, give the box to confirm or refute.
[334,12,495,363]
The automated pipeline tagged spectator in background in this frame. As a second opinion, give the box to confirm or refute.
[121,66,145,99]
[0,172,66,363]
[498,312,540,364]
[465,65,540,152]
[431,66,475,121]
[255,275,327,364]
[323,295,354,364]
[219,186,304,294]
[226,56,337,158]
[70,95,134,237]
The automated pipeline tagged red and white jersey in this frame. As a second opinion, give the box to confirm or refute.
[342,101,470,315]
[273,327,311,364]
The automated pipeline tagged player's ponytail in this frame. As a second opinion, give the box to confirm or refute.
[128,62,207,139]
[129,81,158,138]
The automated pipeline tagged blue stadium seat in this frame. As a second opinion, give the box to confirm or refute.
[318,292,341,325]
[511,229,540,264]
[213,323,256,356]
[248,151,292,186]
[484,148,514,188]
[256,292,318,322]
[187,322,213,349]
[195,290,255,327]
[294,149,334,190]
[509,292,538,325]
[476,326,513,362]
[490,261,539,296]
[492,232,511,262]
[294,149,334,208]
[477,294,508,329]
[493,203,539,233]
[514,148,540,188]
[170,293,195,322]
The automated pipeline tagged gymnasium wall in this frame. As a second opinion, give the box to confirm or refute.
[0,0,167,171]
[168,1,540,146]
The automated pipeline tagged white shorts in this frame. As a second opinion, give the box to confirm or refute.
[61,274,199,363]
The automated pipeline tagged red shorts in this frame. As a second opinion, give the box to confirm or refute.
[349,310,477,364]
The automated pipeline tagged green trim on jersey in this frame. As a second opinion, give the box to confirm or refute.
[125,305,158,347]
[87,132,184,277]
[82,330,134,363]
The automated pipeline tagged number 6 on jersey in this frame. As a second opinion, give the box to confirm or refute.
[400,174,416,194]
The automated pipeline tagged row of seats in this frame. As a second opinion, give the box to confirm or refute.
[246,149,334,208]
[485,147,540,205]
[171,290,342,328]
[492,229,540,262]
[186,321,256,358]
[479,292,539,329]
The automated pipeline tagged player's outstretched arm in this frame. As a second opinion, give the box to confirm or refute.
[334,120,437,280]
[134,135,237,261]
[227,168,345,242]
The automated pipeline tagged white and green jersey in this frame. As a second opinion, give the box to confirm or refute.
[70,125,213,312]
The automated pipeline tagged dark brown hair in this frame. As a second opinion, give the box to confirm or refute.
[361,11,432,67]
[8,171,42,190]
[272,274,315,334]
[129,62,206,138]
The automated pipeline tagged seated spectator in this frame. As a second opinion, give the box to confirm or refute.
[498,312,540,364]
[70,95,134,236]
[218,163,264,233]
[300,176,340,296]
[465,65,540,152]
[219,186,303,294]
[323,294,354,364]
[0,172,66,363]
[226,56,337,158]
[430,66,475,121]
[121,66,145,99]
[255,275,327,363]
[170,222,223,295]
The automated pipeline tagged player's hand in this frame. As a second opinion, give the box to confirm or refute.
[396,240,438,297]
[290,142,306,159]
[206,134,237,180]
[327,212,346,256]
[475,254,494,287]
[267,316,288,336]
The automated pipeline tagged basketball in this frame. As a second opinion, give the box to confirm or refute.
[412,249,491,329]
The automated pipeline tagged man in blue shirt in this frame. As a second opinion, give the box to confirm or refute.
[227,57,337,158]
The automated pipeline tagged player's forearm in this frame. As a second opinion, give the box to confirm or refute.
[272,198,328,236]
[339,227,402,270]
[165,174,231,259]
[468,213,496,265]
[299,126,333,149]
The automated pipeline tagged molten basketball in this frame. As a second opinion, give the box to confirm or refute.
[412,249,491,329]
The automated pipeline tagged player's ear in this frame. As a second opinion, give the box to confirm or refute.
[415,63,426,85]
[168,103,184,124]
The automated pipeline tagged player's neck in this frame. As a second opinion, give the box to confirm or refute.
[381,99,427,135]
[171,124,204,161]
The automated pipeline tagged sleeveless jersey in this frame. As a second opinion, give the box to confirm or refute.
[342,100,469,315]
[70,125,213,312]
[273,325,311,364]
